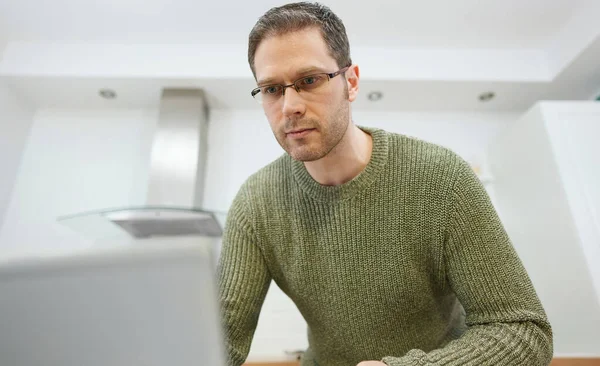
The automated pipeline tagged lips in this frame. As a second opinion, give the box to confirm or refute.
[286,128,315,139]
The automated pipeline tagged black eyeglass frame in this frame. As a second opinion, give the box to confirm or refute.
[251,66,351,102]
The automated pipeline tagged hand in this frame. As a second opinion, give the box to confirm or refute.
[356,362,386,366]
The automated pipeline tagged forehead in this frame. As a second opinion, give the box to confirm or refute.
[254,27,338,84]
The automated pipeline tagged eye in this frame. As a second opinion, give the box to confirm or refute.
[262,85,280,95]
[301,76,320,85]
[298,75,326,90]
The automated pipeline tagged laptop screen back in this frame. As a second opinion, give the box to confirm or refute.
[0,237,225,366]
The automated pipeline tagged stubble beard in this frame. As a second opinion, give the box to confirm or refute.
[278,89,351,162]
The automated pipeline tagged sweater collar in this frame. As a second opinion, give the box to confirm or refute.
[290,126,389,202]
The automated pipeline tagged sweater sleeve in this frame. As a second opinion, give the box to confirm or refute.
[217,186,272,366]
[382,158,553,366]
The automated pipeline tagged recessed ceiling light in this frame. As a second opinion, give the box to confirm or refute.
[479,92,495,102]
[368,91,383,102]
[99,89,117,99]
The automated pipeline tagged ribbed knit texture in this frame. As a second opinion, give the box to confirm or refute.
[217,127,553,366]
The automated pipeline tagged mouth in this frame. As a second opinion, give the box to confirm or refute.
[286,128,315,139]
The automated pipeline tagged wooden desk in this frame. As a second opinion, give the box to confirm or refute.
[550,359,600,366]
[244,359,600,366]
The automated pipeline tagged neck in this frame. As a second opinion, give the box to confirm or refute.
[304,123,373,186]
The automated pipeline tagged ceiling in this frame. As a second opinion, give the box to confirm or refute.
[0,0,581,48]
[0,0,599,111]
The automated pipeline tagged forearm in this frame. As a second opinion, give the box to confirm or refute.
[412,157,554,365]
[225,344,249,366]
[218,187,272,366]
[219,266,271,366]
[382,320,553,366]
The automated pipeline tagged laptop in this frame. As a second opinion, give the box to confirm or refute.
[0,237,225,366]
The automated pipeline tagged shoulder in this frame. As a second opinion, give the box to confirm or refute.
[239,154,293,198]
[226,154,292,234]
[230,153,294,215]
[383,130,467,184]
[388,130,460,162]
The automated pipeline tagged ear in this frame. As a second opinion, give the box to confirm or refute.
[346,64,360,102]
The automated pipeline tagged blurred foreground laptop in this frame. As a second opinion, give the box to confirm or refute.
[0,238,225,366]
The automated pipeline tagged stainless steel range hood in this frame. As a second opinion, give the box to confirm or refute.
[58,89,223,241]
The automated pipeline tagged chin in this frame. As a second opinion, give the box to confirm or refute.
[287,146,326,162]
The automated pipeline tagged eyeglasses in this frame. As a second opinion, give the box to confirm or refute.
[251,66,350,105]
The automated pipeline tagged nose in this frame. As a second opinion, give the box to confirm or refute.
[281,87,306,119]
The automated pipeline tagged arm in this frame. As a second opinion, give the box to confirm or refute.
[217,188,272,366]
[382,158,553,366]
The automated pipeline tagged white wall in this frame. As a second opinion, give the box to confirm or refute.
[488,102,600,356]
[0,82,34,228]
[203,108,514,361]
[0,108,158,250]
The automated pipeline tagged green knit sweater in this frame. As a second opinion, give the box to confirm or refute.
[217,127,553,366]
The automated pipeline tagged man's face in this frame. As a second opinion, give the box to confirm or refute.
[253,28,355,161]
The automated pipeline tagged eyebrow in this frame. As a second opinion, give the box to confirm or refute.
[257,66,327,86]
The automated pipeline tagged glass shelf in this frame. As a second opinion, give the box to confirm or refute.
[58,206,227,243]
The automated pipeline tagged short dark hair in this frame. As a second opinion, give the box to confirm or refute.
[248,2,352,78]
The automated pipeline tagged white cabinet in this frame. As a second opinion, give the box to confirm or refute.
[488,101,600,356]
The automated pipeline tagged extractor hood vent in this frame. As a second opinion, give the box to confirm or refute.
[58,89,223,241]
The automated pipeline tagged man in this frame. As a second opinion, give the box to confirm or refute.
[217,2,553,366]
